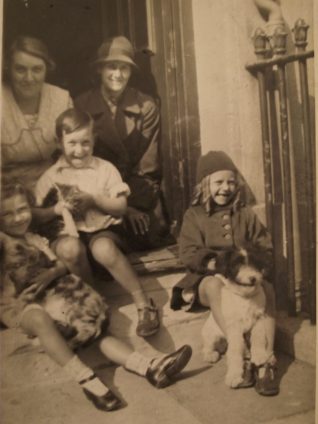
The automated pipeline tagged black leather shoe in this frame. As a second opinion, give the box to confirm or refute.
[136,298,160,337]
[254,363,279,396]
[82,388,123,411]
[236,360,255,389]
[146,345,192,388]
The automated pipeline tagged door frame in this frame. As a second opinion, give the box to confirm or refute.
[152,0,201,230]
[100,0,201,230]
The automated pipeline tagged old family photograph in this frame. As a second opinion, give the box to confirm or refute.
[0,0,316,423]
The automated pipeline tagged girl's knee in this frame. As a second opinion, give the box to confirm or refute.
[98,335,115,350]
[55,237,86,264]
[198,276,223,307]
[91,237,119,267]
[200,276,223,296]
[21,308,51,334]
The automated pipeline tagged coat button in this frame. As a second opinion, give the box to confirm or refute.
[223,224,231,230]
[224,234,231,239]
[222,214,230,220]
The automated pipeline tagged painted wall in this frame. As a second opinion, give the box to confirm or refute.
[191,0,314,309]
[191,0,314,220]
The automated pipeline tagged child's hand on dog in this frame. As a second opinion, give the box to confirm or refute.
[19,283,39,302]
[19,270,57,302]
[207,258,216,271]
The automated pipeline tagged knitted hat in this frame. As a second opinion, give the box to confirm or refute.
[196,151,237,183]
[94,36,137,68]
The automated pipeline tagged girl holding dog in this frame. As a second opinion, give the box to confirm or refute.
[171,150,279,396]
[0,181,192,412]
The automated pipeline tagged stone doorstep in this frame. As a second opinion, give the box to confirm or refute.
[104,272,316,367]
[0,272,315,369]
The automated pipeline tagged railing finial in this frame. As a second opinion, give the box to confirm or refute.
[292,18,309,51]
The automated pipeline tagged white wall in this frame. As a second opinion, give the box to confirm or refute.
[191,0,314,218]
[191,0,314,304]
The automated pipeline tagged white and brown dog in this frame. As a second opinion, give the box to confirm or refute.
[201,248,272,388]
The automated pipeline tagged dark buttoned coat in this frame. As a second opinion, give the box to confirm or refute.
[171,202,273,310]
[75,87,160,212]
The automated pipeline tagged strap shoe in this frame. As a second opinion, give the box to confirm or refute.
[254,362,279,396]
[146,344,192,388]
[82,388,123,411]
[136,298,160,337]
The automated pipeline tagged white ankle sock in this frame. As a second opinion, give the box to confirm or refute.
[64,355,109,396]
[125,352,153,376]
[81,376,110,396]
[131,290,148,309]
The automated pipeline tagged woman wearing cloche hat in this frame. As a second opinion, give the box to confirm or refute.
[75,36,172,251]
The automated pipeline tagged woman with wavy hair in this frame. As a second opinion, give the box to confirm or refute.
[1,35,72,189]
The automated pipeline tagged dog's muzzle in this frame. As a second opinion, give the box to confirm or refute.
[235,278,257,287]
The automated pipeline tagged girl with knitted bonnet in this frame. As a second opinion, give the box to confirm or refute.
[170,151,279,396]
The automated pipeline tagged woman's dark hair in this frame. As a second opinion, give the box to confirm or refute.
[6,35,56,72]
[1,180,35,207]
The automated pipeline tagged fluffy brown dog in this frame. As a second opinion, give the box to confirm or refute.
[42,274,109,350]
[4,233,108,350]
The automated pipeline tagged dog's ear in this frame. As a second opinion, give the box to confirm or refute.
[248,248,273,278]
[215,249,239,278]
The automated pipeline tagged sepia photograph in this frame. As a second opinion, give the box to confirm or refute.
[0,0,316,423]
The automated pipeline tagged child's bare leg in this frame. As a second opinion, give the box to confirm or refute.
[99,335,192,388]
[21,308,74,365]
[252,283,279,396]
[54,236,94,285]
[21,308,122,410]
[90,237,148,308]
[99,335,134,366]
[198,276,227,336]
[262,281,276,363]
[91,236,160,337]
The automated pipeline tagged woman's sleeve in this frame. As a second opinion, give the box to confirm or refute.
[127,99,161,211]
[179,209,218,274]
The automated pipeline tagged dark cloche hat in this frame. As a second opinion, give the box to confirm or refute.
[94,36,137,68]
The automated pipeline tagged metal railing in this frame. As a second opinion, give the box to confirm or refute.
[246,19,315,323]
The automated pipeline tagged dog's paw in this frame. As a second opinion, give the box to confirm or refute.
[225,371,244,388]
[203,350,220,364]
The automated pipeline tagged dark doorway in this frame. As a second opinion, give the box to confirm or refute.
[3,0,201,229]
[3,0,103,96]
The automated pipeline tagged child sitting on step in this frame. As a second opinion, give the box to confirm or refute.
[171,151,279,396]
[33,107,160,338]
[0,181,192,412]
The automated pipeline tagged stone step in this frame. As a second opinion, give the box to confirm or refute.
[1,271,315,378]
[95,272,316,366]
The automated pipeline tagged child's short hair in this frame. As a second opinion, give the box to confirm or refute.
[1,180,35,207]
[55,108,93,140]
